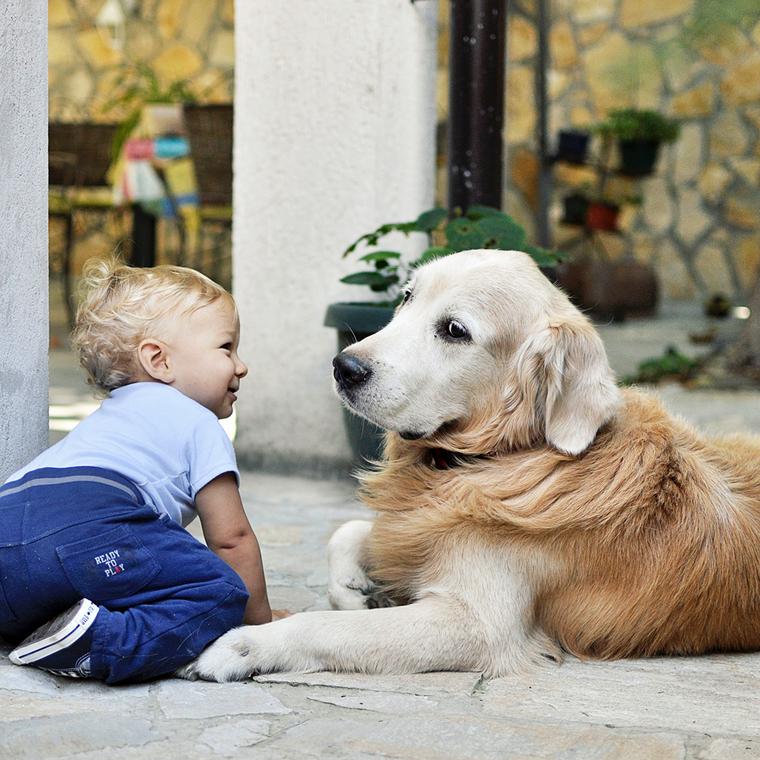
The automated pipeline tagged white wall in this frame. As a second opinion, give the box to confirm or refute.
[233,0,438,474]
[0,0,48,482]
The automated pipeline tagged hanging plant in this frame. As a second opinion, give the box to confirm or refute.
[594,109,681,177]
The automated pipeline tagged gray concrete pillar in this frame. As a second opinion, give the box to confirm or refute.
[233,0,438,474]
[0,1,48,482]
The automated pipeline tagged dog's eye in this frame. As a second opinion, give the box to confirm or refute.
[402,289,413,305]
[446,320,470,341]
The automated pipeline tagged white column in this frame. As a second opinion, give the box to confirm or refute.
[0,0,48,482]
[233,0,438,473]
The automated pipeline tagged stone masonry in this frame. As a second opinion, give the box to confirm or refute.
[49,0,234,121]
[2,468,760,759]
[48,0,234,277]
[436,0,760,303]
[50,1,760,303]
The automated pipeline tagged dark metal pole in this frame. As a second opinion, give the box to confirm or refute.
[536,0,552,248]
[447,0,507,212]
[131,204,157,268]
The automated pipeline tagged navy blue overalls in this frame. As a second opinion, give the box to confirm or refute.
[0,467,248,683]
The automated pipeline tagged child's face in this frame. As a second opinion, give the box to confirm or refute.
[164,298,248,418]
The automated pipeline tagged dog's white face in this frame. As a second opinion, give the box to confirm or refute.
[333,249,620,455]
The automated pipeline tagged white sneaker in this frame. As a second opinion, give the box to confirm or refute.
[10,599,99,678]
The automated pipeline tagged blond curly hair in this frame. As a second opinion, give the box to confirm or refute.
[72,258,234,394]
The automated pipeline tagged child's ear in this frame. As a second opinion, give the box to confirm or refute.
[137,340,174,383]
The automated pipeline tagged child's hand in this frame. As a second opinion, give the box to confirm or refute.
[271,609,292,621]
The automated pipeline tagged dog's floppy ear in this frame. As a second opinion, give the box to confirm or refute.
[544,320,620,454]
[519,318,620,455]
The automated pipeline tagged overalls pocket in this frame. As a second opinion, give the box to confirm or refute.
[56,525,161,604]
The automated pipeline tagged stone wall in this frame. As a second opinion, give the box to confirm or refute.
[438,0,760,303]
[49,0,233,121]
[48,0,234,277]
[52,1,760,304]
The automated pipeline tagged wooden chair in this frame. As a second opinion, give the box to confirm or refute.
[182,104,233,288]
[48,122,123,326]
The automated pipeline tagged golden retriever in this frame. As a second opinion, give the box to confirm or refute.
[179,249,760,681]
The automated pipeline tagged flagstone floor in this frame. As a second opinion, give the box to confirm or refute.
[2,286,759,758]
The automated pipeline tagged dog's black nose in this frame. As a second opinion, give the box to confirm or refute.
[333,353,372,388]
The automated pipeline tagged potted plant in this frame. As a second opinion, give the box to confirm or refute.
[555,129,590,164]
[325,206,564,462]
[585,196,620,232]
[561,191,590,226]
[556,189,652,319]
[101,62,199,160]
[594,109,680,177]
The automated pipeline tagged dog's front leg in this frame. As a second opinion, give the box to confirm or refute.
[327,519,396,609]
[177,594,484,682]
[327,519,376,610]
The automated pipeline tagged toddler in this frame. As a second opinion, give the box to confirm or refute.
[0,259,276,683]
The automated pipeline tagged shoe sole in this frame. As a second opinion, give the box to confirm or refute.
[9,600,98,665]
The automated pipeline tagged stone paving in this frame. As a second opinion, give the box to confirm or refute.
[3,304,760,758]
[2,470,760,758]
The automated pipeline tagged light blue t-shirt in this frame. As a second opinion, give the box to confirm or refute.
[7,382,239,527]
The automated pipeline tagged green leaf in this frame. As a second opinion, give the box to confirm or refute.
[444,217,487,251]
[110,109,142,162]
[415,207,448,232]
[358,251,402,263]
[373,221,421,236]
[411,246,455,267]
[465,205,502,220]
[369,275,400,292]
[550,247,567,262]
[593,108,681,143]
[340,271,398,288]
[343,231,380,257]
[523,244,559,267]
[342,218,423,258]
[623,345,700,385]
[475,215,527,250]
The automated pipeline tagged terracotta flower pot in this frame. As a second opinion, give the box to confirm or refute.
[586,201,619,232]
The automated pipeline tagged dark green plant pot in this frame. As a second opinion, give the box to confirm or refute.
[618,138,661,176]
[324,302,395,464]
[561,193,590,226]
[556,129,590,164]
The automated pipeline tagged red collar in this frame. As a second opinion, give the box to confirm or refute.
[431,448,459,470]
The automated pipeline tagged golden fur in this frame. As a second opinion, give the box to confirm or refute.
[362,388,760,661]
[346,251,760,664]
[182,249,760,682]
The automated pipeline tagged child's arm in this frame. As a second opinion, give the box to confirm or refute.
[195,473,272,625]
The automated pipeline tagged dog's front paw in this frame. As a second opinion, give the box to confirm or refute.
[327,519,378,610]
[328,575,377,610]
[176,627,261,683]
[365,587,397,609]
